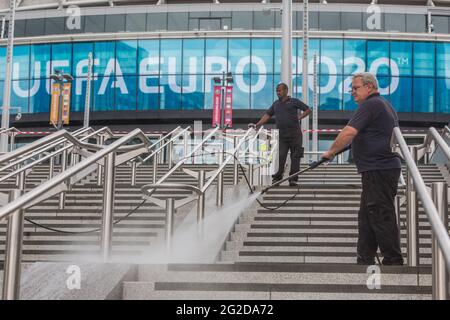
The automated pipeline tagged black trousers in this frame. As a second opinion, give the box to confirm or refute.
[357,168,404,265]
[273,131,303,182]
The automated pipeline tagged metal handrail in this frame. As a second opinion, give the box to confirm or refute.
[0,128,150,222]
[393,127,450,270]
[0,127,114,184]
[413,127,450,162]
[140,126,189,163]
[201,127,259,192]
[0,127,94,168]
[0,127,20,135]
[153,126,221,185]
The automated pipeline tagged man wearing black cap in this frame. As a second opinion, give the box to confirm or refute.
[250,83,311,186]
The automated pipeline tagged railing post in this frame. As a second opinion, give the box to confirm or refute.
[216,151,224,206]
[165,198,175,256]
[168,140,173,169]
[152,154,158,184]
[233,136,239,185]
[158,138,164,165]
[431,182,449,300]
[97,135,105,186]
[58,149,67,210]
[9,133,15,152]
[184,131,189,159]
[197,170,205,236]
[101,152,116,261]
[407,146,419,267]
[2,171,25,300]
[49,156,55,179]
[131,161,137,187]
[248,164,254,187]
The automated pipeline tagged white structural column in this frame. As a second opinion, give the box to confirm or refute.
[281,0,293,89]
[0,0,16,153]
[301,0,310,157]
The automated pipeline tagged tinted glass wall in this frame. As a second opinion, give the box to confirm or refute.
[0,38,449,114]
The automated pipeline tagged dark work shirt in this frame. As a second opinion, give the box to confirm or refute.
[347,92,402,173]
[266,97,310,137]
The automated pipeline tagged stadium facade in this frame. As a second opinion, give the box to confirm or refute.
[0,0,449,134]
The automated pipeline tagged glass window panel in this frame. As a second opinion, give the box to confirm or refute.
[251,74,273,109]
[189,18,199,31]
[168,12,188,31]
[125,13,146,32]
[116,76,137,111]
[13,45,30,80]
[275,11,282,30]
[51,43,72,75]
[138,76,159,110]
[160,39,182,74]
[190,12,210,19]
[229,39,250,74]
[183,39,204,74]
[295,74,314,107]
[13,19,26,37]
[342,12,362,31]
[117,40,137,75]
[29,78,50,113]
[232,74,250,109]
[413,42,435,77]
[254,11,275,30]
[147,13,167,31]
[222,18,231,31]
[436,78,450,113]
[25,19,45,37]
[390,41,412,77]
[45,17,65,35]
[388,77,412,113]
[367,41,390,76]
[232,11,252,30]
[205,39,227,73]
[385,13,406,32]
[85,15,105,33]
[93,76,114,111]
[211,11,231,18]
[413,77,434,113]
[343,40,366,75]
[309,11,319,31]
[199,19,220,31]
[320,39,343,75]
[297,39,320,75]
[0,47,5,80]
[319,12,341,31]
[182,74,204,110]
[72,42,94,77]
[252,38,274,74]
[0,81,3,106]
[11,79,29,114]
[71,77,93,112]
[30,44,51,79]
[432,16,449,34]
[363,11,384,32]
[160,74,182,110]
[378,76,391,98]
[406,14,425,33]
[94,41,115,76]
[319,75,342,111]
[105,14,126,33]
[437,42,450,78]
[138,39,160,79]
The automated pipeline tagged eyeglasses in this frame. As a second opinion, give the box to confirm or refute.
[349,84,367,93]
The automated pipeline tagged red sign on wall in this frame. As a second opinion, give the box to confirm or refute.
[223,86,233,128]
[212,86,222,127]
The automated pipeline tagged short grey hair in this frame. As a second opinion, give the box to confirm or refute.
[352,72,379,90]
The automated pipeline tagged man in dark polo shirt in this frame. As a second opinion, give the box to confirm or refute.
[250,83,311,186]
[322,72,404,265]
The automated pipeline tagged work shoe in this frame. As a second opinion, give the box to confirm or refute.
[289,181,297,187]
[271,178,281,185]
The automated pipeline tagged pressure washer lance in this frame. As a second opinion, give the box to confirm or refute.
[260,145,352,195]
